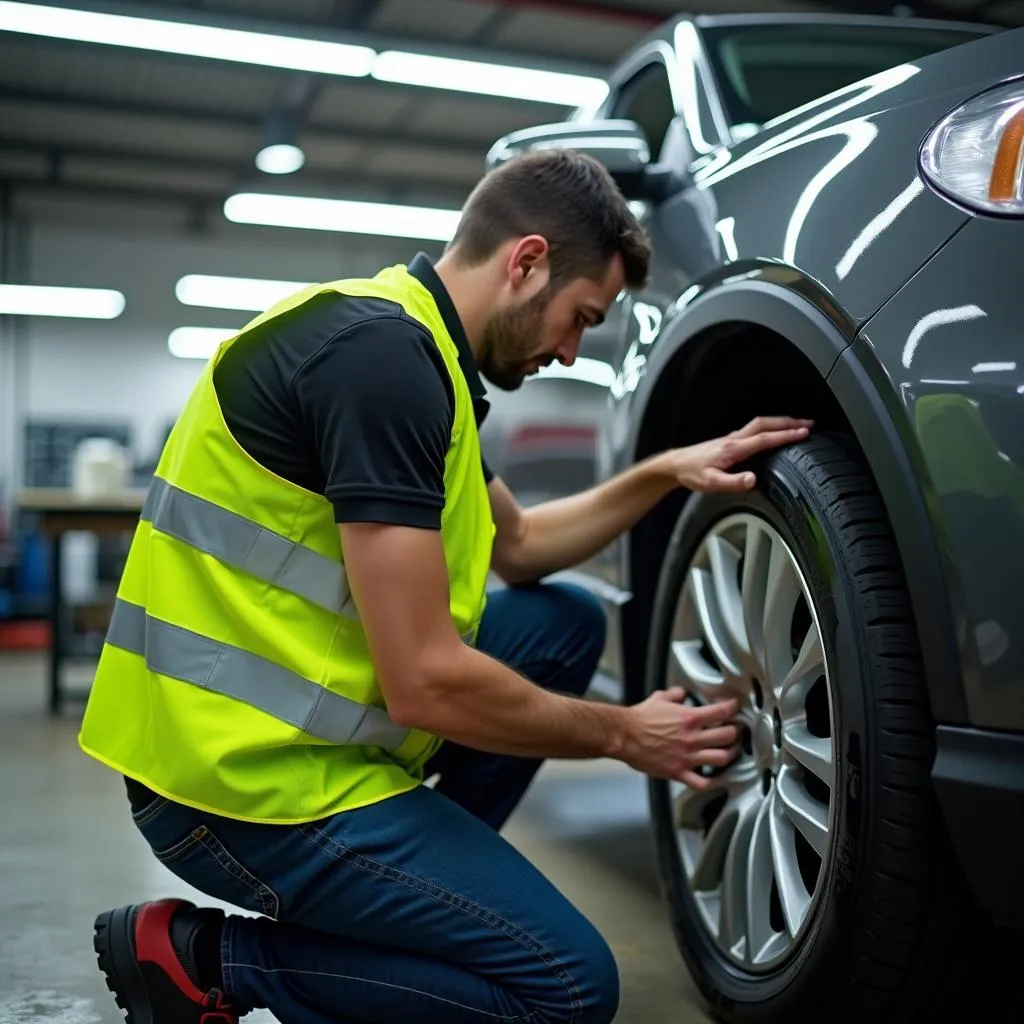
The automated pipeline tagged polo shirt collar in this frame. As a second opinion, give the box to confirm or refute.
[407,253,489,421]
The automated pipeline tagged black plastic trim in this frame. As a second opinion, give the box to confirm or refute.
[932,725,1024,927]
[631,276,853,400]
[627,277,969,724]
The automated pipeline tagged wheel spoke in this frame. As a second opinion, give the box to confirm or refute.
[769,786,812,937]
[740,521,771,678]
[673,780,722,830]
[690,567,742,677]
[745,793,777,964]
[718,792,759,955]
[691,802,738,891]
[782,723,833,787]
[762,538,800,691]
[671,639,727,701]
[665,513,838,973]
[780,622,823,706]
[708,535,749,658]
[752,932,790,966]
[777,764,830,857]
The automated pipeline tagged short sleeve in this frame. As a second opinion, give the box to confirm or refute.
[290,316,455,528]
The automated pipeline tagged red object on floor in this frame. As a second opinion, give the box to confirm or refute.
[0,620,51,650]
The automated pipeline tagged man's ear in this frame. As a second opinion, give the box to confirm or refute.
[506,235,550,292]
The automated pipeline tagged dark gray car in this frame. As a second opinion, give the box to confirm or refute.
[486,12,1024,1023]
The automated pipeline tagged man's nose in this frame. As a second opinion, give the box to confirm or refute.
[554,338,579,366]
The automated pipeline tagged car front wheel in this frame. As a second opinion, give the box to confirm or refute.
[645,432,968,1023]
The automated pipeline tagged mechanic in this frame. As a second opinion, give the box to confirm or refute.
[80,148,812,1024]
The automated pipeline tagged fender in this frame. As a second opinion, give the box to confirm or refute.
[622,272,969,724]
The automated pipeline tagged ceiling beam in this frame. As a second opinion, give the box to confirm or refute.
[482,0,661,29]
[4,0,607,78]
[0,88,492,159]
[0,139,481,194]
[0,171,468,217]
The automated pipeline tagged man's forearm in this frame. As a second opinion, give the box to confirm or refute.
[401,643,631,760]
[504,452,674,581]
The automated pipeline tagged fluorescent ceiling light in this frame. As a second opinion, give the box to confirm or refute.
[0,283,125,318]
[0,1,375,76]
[256,143,305,175]
[0,2,605,106]
[176,274,310,312]
[372,51,607,107]
[168,326,236,360]
[224,193,462,241]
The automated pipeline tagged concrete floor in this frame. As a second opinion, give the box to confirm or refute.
[0,653,711,1024]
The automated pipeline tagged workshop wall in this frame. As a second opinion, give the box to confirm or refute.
[6,220,447,490]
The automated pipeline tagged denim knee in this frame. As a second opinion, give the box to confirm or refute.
[572,928,621,1024]
[551,582,607,679]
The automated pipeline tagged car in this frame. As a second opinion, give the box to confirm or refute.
[484,11,1024,1023]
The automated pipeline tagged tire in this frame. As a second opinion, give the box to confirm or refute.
[644,432,969,1023]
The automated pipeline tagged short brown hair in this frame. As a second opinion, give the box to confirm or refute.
[447,148,651,290]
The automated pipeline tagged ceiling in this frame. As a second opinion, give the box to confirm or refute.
[0,0,1022,233]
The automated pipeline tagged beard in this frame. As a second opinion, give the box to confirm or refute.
[477,289,551,392]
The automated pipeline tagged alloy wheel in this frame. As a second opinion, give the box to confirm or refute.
[666,512,837,971]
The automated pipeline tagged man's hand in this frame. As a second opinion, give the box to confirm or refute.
[619,689,740,789]
[665,416,813,493]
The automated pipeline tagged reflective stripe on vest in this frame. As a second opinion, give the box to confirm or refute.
[106,597,410,752]
[142,477,357,619]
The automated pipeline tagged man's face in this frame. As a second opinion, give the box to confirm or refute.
[478,255,625,392]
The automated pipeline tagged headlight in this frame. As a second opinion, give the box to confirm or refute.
[920,78,1024,216]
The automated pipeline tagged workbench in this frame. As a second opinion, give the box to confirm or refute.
[15,488,145,715]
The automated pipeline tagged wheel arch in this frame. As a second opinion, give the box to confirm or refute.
[619,279,968,724]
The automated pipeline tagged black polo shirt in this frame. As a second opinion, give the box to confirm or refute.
[211,253,492,531]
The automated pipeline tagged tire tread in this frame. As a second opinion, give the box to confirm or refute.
[647,432,970,1024]
[781,435,967,1016]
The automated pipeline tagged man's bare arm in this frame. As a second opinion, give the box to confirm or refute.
[340,522,741,786]
[341,522,629,760]
[489,417,812,584]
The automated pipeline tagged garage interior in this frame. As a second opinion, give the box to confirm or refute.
[2,1,1024,1022]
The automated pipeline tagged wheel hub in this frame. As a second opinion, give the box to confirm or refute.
[664,512,837,973]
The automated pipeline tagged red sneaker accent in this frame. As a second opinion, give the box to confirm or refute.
[134,898,207,1003]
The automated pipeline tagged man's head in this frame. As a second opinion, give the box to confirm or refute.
[442,148,652,391]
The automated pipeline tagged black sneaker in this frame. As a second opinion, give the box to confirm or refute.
[93,899,236,1023]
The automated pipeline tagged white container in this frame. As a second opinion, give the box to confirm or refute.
[71,437,130,498]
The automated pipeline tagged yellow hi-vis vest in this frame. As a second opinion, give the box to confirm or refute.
[78,262,496,824]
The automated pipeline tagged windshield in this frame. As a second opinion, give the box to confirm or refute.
[701,22,993,130]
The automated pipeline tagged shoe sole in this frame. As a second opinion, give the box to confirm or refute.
[94,905,155,1024]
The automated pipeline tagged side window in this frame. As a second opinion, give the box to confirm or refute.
[608,60,676,161]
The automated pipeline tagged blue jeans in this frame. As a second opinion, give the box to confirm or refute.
[127,582,617,1024]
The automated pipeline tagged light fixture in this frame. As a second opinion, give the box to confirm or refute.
[0,1,375,76]
[176,274,310,311]
[372,50,607,107]
[223,193,462,241]
[168,326,235,359]
[0,1,605,106]
[255,111,306,175]
[256,144,305,175]
[0,283,125,318]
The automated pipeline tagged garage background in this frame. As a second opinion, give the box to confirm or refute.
[0,4,1021,1022]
